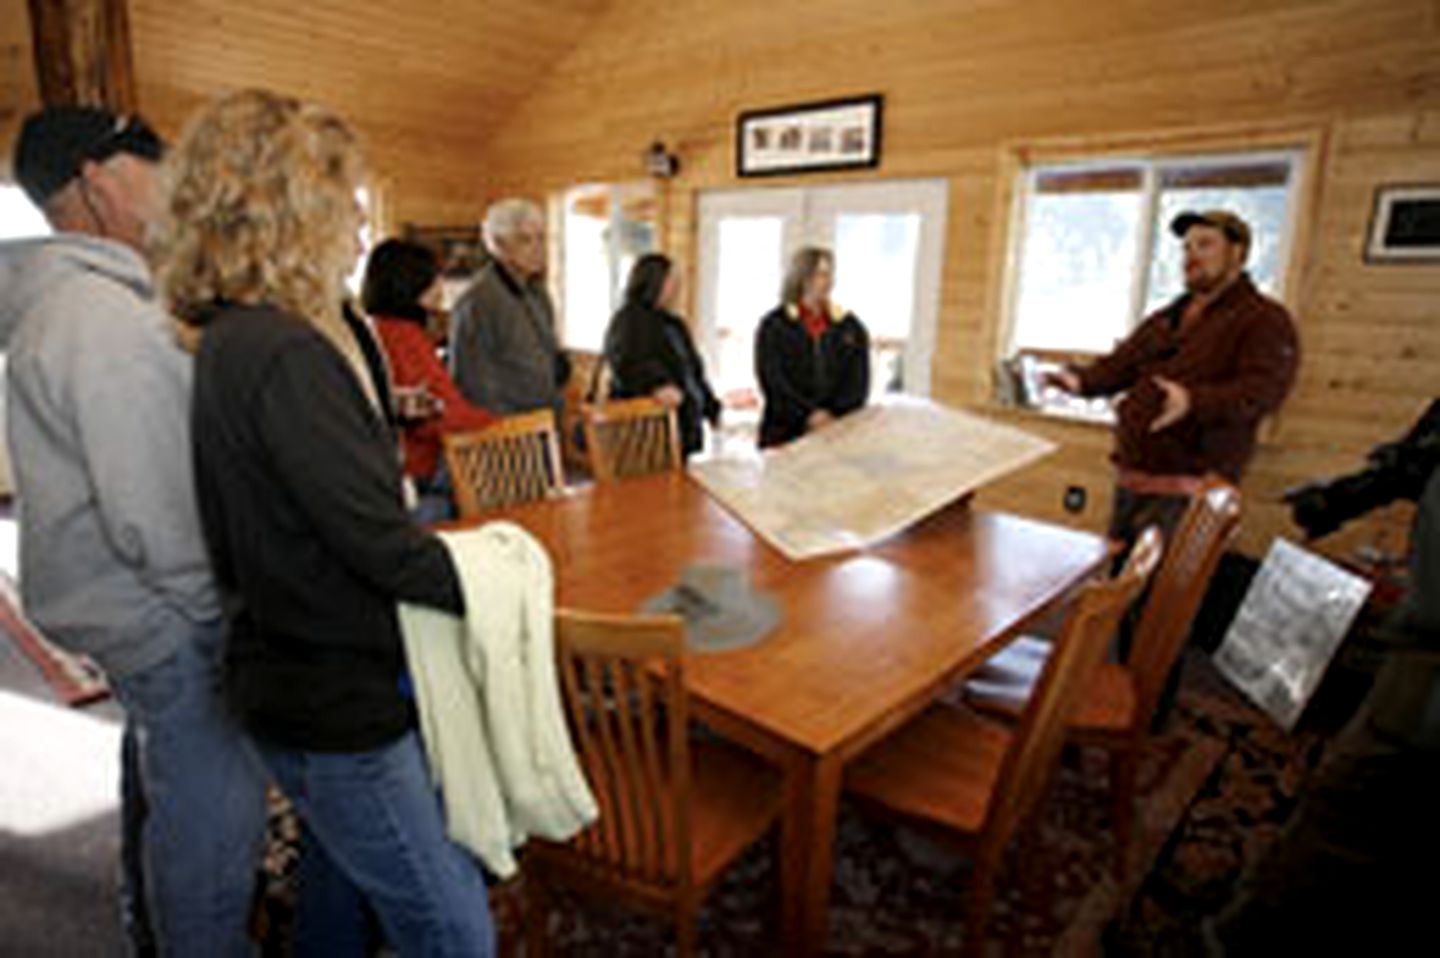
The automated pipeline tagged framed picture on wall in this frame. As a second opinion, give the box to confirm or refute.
[737,94,883,178]
[1364,184,1440,263]
[401,224,489,278]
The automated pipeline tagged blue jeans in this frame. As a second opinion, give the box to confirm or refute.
[257,732,495,957]
[109,622,269,957]
[412,461,457,525]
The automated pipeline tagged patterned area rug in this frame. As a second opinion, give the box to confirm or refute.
[1103,660,1328,957]
[260,656,1319,956]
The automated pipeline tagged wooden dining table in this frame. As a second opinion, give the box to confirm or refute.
[460,471,1110,954]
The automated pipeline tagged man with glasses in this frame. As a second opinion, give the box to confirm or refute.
[1,106,266,956]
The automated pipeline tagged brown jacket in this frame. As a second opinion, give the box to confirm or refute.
[1074,273,1299,482]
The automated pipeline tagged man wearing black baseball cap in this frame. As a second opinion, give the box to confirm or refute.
[11,105,165,252]
[1044,208,1299,708]
[2,106,266,955]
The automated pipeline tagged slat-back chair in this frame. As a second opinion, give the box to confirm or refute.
[442,410,566,518]
[965,477,1241,878]
[524,610,783,957]
[845,527,1162,958]
[582,397,683,483]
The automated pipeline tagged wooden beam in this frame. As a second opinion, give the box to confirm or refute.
[26,0,136,111]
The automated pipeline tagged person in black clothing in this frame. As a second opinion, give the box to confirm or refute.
[1200,399,1440,955]
[161,89,494,956]
[754,245,870,448]
[602,252,720,456]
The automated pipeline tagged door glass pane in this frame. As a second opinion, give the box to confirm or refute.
[562,188,612,352]
[1011,188,1143,354]
[713,216,783,396]
[831,212,920,394]
[1144,173,1293,314]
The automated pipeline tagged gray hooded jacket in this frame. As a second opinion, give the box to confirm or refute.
[0,234,219,679]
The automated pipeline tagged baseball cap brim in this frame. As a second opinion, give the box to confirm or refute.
[1170,210,1249,245]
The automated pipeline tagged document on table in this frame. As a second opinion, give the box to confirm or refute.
[688,397,1056,560]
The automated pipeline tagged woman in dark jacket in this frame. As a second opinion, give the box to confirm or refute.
[602,253,720,456]
[754,246,870,448]
[163,90,493,956]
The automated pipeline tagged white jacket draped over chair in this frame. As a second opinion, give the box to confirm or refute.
[399,522,597,879]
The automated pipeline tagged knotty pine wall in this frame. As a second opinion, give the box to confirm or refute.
[2,0,608,227]
[477,0,1440,558]
[0,0,40,170]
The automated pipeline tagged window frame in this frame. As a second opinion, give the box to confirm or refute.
[987,125,1322,422]
[552,180,658,354]
[1000,147,1307,363]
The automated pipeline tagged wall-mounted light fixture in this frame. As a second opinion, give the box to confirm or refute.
[645,140,680,179]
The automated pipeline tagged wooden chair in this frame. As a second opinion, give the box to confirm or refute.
[964,477,1241,879]
[582,397,683,483]
[524,610,784,956]
[442,410,566,518]
[844,527,1162,958]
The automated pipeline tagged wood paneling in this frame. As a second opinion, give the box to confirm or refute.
[27,0,137,110]
[2,0,1435,560]
[1,0,610,224]
[125,0,608,224]
[0,0,41,174]
[478,0,1440,559]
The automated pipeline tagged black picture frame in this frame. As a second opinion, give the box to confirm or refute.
[401,223,489,278]
[1363,184,1440,264]
[737,94,883,178]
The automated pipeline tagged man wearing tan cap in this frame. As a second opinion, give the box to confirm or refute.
[1048,209,1299,543]
[1046,210,1299,717]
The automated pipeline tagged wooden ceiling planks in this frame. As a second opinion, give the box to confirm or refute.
[123,0,611,219]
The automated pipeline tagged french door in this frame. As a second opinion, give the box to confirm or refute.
[695,179,949,404]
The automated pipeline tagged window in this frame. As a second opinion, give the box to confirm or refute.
[1000,149,1304,417]
[346,186,374,294]
[0,185,51,240]
[556,183,657,352]
[831,211,921,395]
[0,185,48,500]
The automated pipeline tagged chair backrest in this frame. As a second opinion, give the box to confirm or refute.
[553,609,692,894]
[442,410,567,518]
[984,526,1162,845]
[583,397,683,483]
[1128,477,1242,727]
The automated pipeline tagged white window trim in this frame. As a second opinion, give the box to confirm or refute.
[999,146,1309,363]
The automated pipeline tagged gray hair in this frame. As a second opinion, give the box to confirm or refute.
[482,197,543,253]
[781,246,834,306]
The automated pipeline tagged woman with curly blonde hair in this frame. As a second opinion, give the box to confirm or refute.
[163,89,494,956]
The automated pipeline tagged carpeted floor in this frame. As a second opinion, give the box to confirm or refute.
[1,601,1332,957]
[247,653,1326,956]
[509,656,1323,956]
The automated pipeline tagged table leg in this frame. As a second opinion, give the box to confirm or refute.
[780,750,843,957]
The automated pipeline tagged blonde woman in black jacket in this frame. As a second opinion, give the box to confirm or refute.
[754,246,870,448]
[163,89,494,957]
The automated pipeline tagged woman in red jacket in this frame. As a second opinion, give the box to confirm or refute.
[362,239,495,519]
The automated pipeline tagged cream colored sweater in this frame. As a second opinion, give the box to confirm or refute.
[399,522,597,878]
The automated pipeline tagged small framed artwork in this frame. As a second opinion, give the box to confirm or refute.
[1364,184,1440,263]
[737,94,883,178]
[401,224,489,278]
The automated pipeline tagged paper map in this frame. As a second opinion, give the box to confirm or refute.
[687,397,1057,560]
